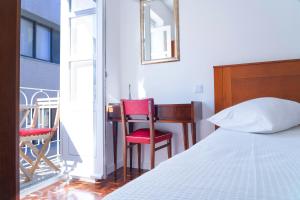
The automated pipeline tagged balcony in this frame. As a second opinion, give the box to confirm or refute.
[19,87,61,191]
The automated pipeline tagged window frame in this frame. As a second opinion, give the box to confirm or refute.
[20,16,60,64]
[20,17,34,57]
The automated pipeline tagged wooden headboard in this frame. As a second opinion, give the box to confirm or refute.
[214,59,300,113]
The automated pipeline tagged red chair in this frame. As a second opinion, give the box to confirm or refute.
[120,98,172,181]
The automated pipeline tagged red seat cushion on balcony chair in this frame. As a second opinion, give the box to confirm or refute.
[19,128,52,137]
[126,128,172,144]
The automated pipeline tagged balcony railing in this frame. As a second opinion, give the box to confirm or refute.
[20,87,60,188]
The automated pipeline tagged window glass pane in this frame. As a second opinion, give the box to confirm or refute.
[71,0,96,12]
[20,18,33,57]
[71,14,96,60]
[52,30,60,64]
[36,25,51,61]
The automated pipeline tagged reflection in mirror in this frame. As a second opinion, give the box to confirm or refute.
[141,0,180,64]
[71,0,96,12]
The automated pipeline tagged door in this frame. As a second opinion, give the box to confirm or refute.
[60,0,105,179]
[151,26,172,59]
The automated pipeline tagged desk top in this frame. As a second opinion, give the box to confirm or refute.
[107,101,202,123]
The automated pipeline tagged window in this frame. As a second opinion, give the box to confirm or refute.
[20,18,34,57]
[20,17,60,64]
[52,31,60,64]
[36,25,51,61]
[71,0,96,12]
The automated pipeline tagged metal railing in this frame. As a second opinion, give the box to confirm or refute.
[20,87,60,162]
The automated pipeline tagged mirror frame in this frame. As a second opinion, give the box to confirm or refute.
[140,0,180,65]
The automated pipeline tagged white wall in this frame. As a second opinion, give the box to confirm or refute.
[21,0,60,25]
[106,1,121,104]
[105,0,122,174]
[20,57,60,90]
[106,0,300,172]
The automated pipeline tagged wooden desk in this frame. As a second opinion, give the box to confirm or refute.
[107,101,202,175]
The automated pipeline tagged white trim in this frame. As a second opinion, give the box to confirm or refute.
[93,0,106,180]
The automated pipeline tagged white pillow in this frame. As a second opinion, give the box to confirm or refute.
[208,97,300,133]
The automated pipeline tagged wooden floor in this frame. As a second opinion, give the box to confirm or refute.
[21,168,146,200]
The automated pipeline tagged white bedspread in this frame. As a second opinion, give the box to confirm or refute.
[104,126,300,200]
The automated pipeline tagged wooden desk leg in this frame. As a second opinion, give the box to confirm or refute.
[137,144,141,173]
[191,122,196,145]
[112,122,118,178]
[129,123,134,172]
[129,147,133,172]
[182,123,189,150]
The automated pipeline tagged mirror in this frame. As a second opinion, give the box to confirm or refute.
[141,0,180,64]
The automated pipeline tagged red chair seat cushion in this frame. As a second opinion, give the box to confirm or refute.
[126,128,172,144]
[19,128,52,137]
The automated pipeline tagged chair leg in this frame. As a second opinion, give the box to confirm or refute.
[20,162,31,182]
[28,137,52,176]
[123,141,128,182]
[167,139,172,159]
[25,141,59,171]
[128,123,134,172]
[129,145,133,172]
[19,142,34,166]
[19,142,32,182]
[137,144,141,173]
[150,143,155,169]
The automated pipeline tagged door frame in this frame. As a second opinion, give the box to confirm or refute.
[0,0,107,198]
[0,0,20,199]
[94,0,107,179]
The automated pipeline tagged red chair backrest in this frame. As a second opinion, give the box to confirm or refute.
[121,98,154,116]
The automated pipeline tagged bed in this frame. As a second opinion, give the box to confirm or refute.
[104,59,300,200]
